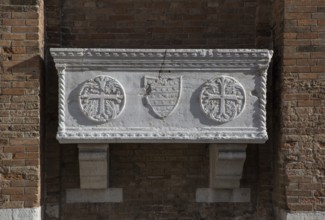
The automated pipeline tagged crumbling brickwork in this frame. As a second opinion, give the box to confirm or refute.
[273,0,325,213]
[0,0,43,210]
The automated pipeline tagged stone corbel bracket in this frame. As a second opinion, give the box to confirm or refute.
[196,144,250,203]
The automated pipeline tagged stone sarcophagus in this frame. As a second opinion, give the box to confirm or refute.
[51,48,273,203]
[51,49,272,144]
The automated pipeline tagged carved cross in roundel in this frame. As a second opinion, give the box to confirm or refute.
[79,76,125,122]
[200,76,245,123]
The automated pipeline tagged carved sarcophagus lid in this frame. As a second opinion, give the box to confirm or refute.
[50,49,273,144]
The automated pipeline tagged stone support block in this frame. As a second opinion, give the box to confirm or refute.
[78,144,108,189]
[196,144,250,203]
[209,144,247,189]
[67,144,123,203]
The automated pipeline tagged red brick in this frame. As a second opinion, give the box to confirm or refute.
[11,47,26,54]
[311,0,325,6]
[2,160,25,166]
[0,40,11,47]
[299,73,319,79]
[297,19,317,26]
[2,33,26,40]
[24,187,38,195]
[26,34,38,40]
[12,12,38,19]
[3,146,25,153]
[11,41,38,47]
[10,138,39,145]
[12,26,38,33]
[25,19,38,26]
[2,19,25,26]
[10,180,38,187]
[311,66,325,72]
[1,89,25,95]
[286,0,312,6]
[283,94,310,101]
[285,13,311,19]
[10,194,38,202]
[288,204,313,211]
[25,159,40,166]
[2,188,24,195]
[14,153,39,159]
[298,100,314,107]
[297,33,318,39]
[284,33,297,39]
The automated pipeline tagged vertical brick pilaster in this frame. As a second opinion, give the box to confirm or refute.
[273,0,325,214]
[0,0,43,210]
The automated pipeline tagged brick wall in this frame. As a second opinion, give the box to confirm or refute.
[2,0,323,219]
[1,0,322,219]
[47,0,258,48]
[274,0,325,213]
[0,0,43,211]
[43,1,278,219]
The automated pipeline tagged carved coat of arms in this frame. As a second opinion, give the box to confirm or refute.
[144,76,182,118]
[79,75,125,122]
[200,76,245,123]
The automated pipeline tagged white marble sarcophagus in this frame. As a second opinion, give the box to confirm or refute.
[51,49,272,144]
[51,48,273,203]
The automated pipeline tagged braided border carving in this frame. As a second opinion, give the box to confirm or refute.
[57,130,268,144]
[50,48,272,60]
[259,68,268,132]
[57,65,66,135]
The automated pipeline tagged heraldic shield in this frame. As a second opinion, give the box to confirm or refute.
[144,76,182,118]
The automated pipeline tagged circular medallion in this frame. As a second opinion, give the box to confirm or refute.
[79,76,125,122]
[200,76,245,123]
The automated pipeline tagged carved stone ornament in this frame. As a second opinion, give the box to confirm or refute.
[79,76,125,122]
[50,48,273,144]
[144,76,182,118]
[200,76,245,123]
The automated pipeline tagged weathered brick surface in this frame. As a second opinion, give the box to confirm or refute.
[0,1,42,209]
[272,0,325,213]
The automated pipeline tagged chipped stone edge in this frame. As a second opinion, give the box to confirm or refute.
[0,207,41,220]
